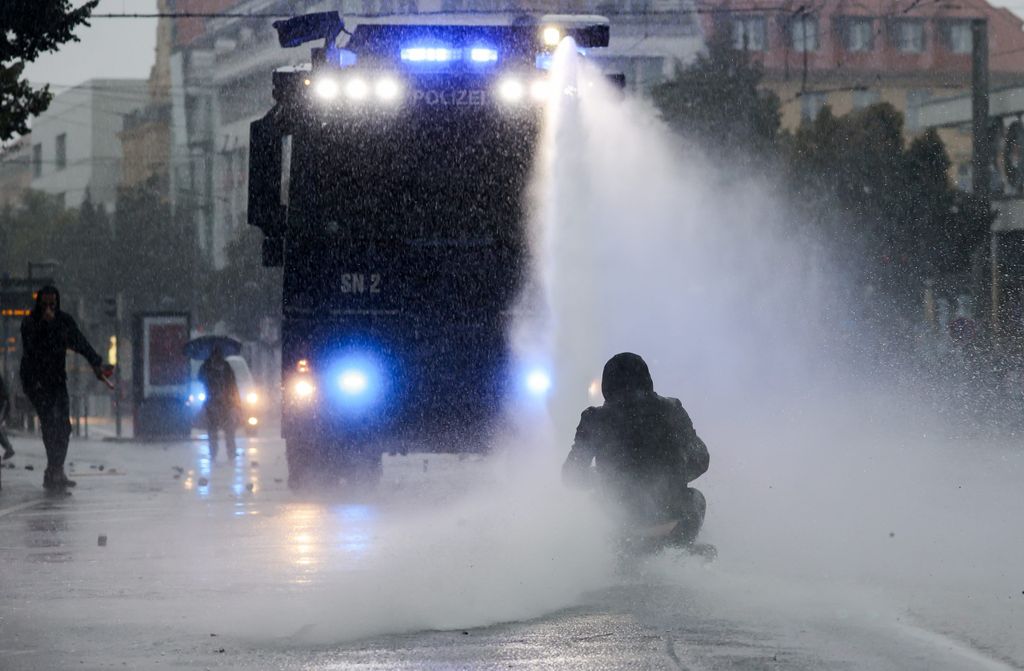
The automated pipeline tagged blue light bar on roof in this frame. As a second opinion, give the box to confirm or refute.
[469,47,499,63]
[400,43,499,65]
[401,46,455,62]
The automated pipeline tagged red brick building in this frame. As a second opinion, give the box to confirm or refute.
[701,0,1024,178]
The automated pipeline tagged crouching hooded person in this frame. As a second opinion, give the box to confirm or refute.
[562,352,709,544]
[19,286,111,492]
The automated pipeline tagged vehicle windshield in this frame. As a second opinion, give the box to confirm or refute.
[291,105,537,244]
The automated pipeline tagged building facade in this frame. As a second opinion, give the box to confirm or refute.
[121,2,176,193]
[26,79,148,213]
[0,138,33,208]
[701,0,1024,183]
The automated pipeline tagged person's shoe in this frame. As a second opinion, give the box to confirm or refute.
[56,470,77,488]
[43,469,62,492]
[2,445,14,460]
[686,542,718,563]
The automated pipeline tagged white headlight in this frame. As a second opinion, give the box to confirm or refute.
[375,77,401,102]
[498,78,525,103]
[345,77,369,100]
[245,392,259,405]
[293,379,315,400]
[314,78,340,100]
[542,26,562,47]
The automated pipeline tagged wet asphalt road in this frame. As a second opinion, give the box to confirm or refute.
[0,431,1018,671]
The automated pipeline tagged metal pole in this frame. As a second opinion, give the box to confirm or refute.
[971,19,994,331]
[801,18,809,94]
[1,276,8,383]
[991,233,1000,333]
[1,313,8,394]
[972,19,990,197]
[114,292,122,438]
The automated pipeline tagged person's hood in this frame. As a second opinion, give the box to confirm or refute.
[30,285,60,320]
[601,352,654,403]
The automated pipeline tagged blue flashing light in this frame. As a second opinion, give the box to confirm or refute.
[525,368,552,397]
[339,369,370,396]
[470,47,499,63]
[401,46,455,62]
[400,42,499,66]
[325,349,390,415]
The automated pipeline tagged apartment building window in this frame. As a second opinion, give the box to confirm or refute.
[905,89,932,131]
[733,16,767,51]
[852,89,880,109]
[800,91,827,123]
[32,143,42,178]
[948,21,972,54]
[845,18,874,52]
[791,15,819,52]
[55,133,66,171]
[894,20,925,53]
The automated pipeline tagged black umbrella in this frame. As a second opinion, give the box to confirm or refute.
[183,335,242,361]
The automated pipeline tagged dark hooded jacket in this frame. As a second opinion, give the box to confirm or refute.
[19,286,103,394]
[0,372,9,419]
[198,353,240,414]
[562,353,709,516]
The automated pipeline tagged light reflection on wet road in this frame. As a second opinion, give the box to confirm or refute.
[0,434,1017,670]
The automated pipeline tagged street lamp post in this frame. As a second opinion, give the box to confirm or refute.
[970,19,996,332]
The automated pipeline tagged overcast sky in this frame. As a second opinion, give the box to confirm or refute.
[25,0,159,89]
[22,0,1024,90]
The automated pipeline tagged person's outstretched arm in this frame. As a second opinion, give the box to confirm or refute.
[63,314,104,375]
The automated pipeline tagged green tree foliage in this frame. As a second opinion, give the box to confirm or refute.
[651,30,781,158]
[110,178,202,316]
[50,191,115,308]
[0,190,74,276]
[785,106,991,304]
[205,227,282,341]
[0,183,277,343]
[0,0,99,141]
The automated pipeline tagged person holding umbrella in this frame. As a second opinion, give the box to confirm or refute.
[197,344,242,460]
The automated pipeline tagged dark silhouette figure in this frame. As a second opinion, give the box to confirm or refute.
[198,346,241,460]
[563,352,710,544]
[0,372,14,461]
[19,286,110,492]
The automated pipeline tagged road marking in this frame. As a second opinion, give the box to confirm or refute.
[0,498,45,519]
[664,633,708,671]
[897,621,1019,671]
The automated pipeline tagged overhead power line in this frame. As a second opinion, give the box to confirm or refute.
[90,13,293,19]
[87,6,800,20]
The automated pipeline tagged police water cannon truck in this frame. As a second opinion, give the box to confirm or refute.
[248,11,611,488]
